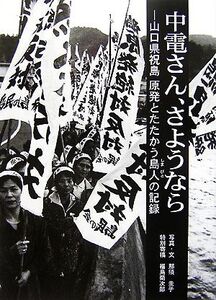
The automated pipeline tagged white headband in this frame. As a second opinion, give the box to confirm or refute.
[53,166,74,179]
[0,170,23,188]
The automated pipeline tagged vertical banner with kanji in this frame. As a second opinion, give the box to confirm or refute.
[0,0,72,215]
[189,53,216,157]
[146,1,189,299]
[93,15,145,173]
[75,133,146,249]
[20,0,38,35]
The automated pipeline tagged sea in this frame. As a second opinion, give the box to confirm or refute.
[188,147,216,300]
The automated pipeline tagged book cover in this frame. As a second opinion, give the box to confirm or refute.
[0,0,215,299]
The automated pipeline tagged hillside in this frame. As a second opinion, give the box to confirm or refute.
[0,28,216,81]
[70,27,108,58]
[189,35,216,80]
[0,29,216,150]
[190,34,216,47]
[69,29,216,81]
[0,34,18,63]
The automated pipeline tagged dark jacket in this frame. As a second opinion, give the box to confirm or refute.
[42,191,97,300]
[42,192,83,276]
[0,208,51,300]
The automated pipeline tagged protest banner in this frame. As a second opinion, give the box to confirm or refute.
[93,14,145,173]
[75,133,146,249]
[0,1,216,299]
[72,44,109,128]
[19,0,38,35]
[189,53,216,157]
[0,0,72,214]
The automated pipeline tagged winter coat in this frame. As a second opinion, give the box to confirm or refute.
[42,192,83,276]
[0,208,51,300]
[42,191,97,300]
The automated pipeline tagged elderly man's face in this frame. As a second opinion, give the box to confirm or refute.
[55,173,74,196]
[0,179,22,210]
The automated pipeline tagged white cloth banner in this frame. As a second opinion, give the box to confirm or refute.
[20,0,38,34]
[93,15,145,173]
[71,44,82,104]
[0,0,60,123]
[80,49,91,86]
[0,0,72,215]
[74,43,81,72]
[72,45,109,127]
[189,53,216,156]
[74,133,146,249]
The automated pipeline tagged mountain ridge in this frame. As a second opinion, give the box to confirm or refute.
[0,27,216,81]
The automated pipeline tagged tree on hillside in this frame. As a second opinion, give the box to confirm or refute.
[189,40,216,81]
[70,27,108,58]
[0,34,18,63]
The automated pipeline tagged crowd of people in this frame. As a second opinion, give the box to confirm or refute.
[0,123,102,300]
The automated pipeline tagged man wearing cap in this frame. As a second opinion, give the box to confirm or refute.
[0,170,51,300]
[42,165,86,300]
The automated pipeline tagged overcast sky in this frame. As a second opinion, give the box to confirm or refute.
[0,0,215,37]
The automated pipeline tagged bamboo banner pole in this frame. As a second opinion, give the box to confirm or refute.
[16,210,28,300]
[0,120,8,146]
[107,0,131,86]
[18,0,25,38]
[6,119,12,154]
[99,0,131,126]
[59,126,67,164]
[108,14,112,77]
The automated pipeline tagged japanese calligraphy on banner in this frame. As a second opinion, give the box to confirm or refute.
[0,0,72,215]
[75,134,146,249]
[72,45,109,128]
[74,43,81,72]
[80,49,91,86]
[0,0,59,122]
[71,47,91,114]
[42,13,73,128]
[189,53,216,157]
[93,15,145,173]
[20,0,38,34]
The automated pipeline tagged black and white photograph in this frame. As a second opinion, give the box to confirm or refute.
[0,0,215,300]
[0,0,146,299]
